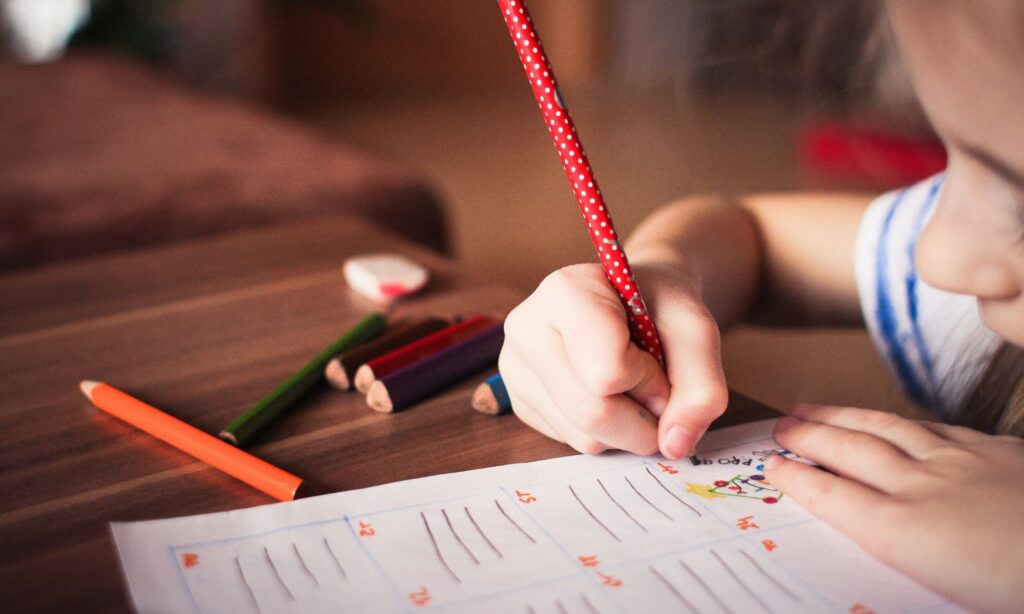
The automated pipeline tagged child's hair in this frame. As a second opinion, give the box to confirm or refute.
[961,346,1024,436]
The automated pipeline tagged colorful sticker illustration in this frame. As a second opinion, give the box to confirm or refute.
[710,474,782,504]
[687,482,727,500]
[752,448,801,472]
[686,474,783,503]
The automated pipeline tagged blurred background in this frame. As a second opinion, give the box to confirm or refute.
[1,0,944,415]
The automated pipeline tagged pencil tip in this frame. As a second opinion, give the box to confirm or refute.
[367,381,393,413]
[79,380,101,399]
[353,365,374,394]
[471,383,498,415]
[324,358,349,390]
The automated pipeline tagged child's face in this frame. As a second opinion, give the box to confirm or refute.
[887,1,1024,345]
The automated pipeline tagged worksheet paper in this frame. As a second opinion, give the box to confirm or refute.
[111,420,961,613]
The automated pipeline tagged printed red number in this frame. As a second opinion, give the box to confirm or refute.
[409,587,431,607]
[598,572,623,587]
[180,553,199,568]
[359,521,376,537]
[849,604,877,614]
[657,462,679,475]
[578,555,600,568]
[736,516,760,531]
[516,490,537,504]
[761,539,778,552]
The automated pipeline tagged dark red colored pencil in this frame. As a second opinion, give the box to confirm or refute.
[325,317,449,390]
[353,315,496,393]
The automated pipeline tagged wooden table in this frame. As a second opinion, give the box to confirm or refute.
[0,217,775,612]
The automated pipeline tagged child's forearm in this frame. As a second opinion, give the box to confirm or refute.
[625,193,872,328]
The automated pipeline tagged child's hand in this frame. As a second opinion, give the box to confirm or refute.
[500,262,728,458]
[767,405,1024,613]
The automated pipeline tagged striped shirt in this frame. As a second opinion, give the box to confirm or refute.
[855,174,1001,418]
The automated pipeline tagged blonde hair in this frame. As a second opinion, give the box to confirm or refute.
[961,345,1024,436]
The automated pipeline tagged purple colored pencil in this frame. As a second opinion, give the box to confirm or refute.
[366,324,504,413]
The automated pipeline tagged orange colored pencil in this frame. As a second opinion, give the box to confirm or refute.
[80,380,303,501]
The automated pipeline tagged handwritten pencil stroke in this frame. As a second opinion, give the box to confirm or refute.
[421,511,461,584]
[465,506,503,558]
[235,556,262,614]
[442,508,480,565]
[710,549,772,613]
[263,546,294,600]
[495,499,536,543]
[569,484,622,542]
[645,466,702,516]
[597,478,648,533]
[649,565,699,613]
[680,559,733,614]
[624,474,673,521]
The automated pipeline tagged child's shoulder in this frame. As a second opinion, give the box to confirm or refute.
[854,174,1001,417]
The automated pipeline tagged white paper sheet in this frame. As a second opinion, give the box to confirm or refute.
[111,419,961,613]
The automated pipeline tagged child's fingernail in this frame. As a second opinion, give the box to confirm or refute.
[791,404,815,419]
[662,424,692,459]
[775,416,800,432]
[645,396,667,417]
[764,455,785,470]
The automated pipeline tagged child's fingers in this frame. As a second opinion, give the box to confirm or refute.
[791,404,945,460]
[529,332,659,456]
[506,388,562,442]
[617,342,670,416]
[915,420,990,444]
[500,344,609,454]
[655,299,729,459]
[764,456,888,549]
[499,341,562,442]
[772,417,916,492]
[542,265,671,403]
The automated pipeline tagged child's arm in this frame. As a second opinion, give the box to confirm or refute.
[500,192,873,459]
[625,192,871,328]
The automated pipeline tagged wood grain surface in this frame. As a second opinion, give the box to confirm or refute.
[0,216,776,612]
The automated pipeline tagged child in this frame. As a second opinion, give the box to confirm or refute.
[499,1,1024,611]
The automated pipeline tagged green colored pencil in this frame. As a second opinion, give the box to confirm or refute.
[220,312,387,446]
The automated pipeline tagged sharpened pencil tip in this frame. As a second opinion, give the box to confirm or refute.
[324,358,349,390]
[471,383,499,415]
[366,381,393,413]
[80,380,101,399]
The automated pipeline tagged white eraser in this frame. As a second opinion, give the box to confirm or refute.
[343,253,430,303]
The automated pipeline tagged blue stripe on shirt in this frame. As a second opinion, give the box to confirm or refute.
[905,176,943,402]
[876,188,931,405]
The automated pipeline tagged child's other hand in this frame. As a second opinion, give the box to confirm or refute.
[767,405,1024,613]
[500,262,728,458]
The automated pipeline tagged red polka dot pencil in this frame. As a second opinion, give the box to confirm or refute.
[496,0,664,366]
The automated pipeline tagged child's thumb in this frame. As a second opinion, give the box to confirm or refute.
[655,304,729,459]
